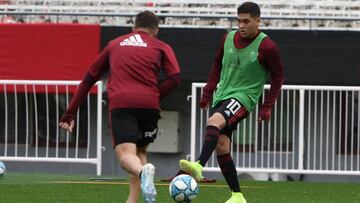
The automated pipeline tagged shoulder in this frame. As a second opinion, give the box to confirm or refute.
[153,37,167,45]
[152,38,173,51]
[225,30,236,39]
[260,34,279,52]
[227,30,237,35]
[220,31,231,44]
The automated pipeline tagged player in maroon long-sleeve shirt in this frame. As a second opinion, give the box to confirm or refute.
[179,2,284,203]
[59,11,180,203]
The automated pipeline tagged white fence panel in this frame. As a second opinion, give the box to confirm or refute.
[0,80,103,175]
[191,83,360,175]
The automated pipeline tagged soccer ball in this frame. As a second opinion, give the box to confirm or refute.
[0,161,6,178]
[169,174,199,202]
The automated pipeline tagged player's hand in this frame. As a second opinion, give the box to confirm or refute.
[258,106,271,122]
[59,114,75,133]
[199,95,211,109]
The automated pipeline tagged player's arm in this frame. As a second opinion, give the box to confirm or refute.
[159,44,181,100]
[59,46,110,132]
[199,34,227,109]
[258,39,284,122]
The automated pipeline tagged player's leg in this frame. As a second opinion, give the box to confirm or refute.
[111,108,144,175]
[115,143,143,176]
[179,112,225,181]
[214,100,248,203]
[216,134,241,193]
[110,108,155,203]
[126,146,148,203]
[116,143,155,203]
[216,135,246,203]
[127,174,140,203]
[217,144,246,203]
[180,100,231,181]
[137,109,160,203]
[198,112,227,165]
[115,143,156,203]
[118,144,154,203]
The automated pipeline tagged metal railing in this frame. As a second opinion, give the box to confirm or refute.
[190,83,360,175]
[0,80,103,175]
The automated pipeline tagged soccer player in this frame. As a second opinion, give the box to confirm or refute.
[59,11,181,203]
[179,2,284,203]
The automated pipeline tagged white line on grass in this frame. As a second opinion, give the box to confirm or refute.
[50,181,265,189]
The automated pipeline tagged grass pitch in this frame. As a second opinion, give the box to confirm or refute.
[1,172,360,202]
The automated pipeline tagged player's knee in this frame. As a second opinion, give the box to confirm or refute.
[118,156,128,167]
[207,113,225,129]
[137,146,146,155]
[216,140,230,155]
[116,151,133,166]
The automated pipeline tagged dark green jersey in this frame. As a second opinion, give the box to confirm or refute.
[212,30,268,111]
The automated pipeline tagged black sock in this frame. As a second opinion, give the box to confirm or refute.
[217,153,241,192]
[197,125,220,166]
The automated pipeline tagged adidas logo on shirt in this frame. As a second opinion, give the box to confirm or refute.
[120,34,148,47]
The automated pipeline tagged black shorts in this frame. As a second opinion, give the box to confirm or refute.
[110,108,160,148]
[210,98,249,137]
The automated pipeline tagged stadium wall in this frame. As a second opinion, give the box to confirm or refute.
[102,27,360,85]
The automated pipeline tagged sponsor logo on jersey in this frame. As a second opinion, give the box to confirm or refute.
[145,128,158,138]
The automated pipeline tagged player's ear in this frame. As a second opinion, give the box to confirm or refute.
[152,28,159,37]
[255,17,260,26]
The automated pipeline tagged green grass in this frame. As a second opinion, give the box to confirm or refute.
[1,172,360,202]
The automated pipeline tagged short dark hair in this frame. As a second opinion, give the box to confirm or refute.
[237,2,261,17]
[135,11,160,30]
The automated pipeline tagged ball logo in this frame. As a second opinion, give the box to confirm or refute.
[120,34,148,47]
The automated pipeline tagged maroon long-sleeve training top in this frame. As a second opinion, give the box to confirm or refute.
[63,31,181,116]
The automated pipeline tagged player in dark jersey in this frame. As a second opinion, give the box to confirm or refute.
[59,11,181,203]
[179,2,284,203]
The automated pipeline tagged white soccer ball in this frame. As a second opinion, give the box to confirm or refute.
[0,161,6,178]
[169,174,199,203]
